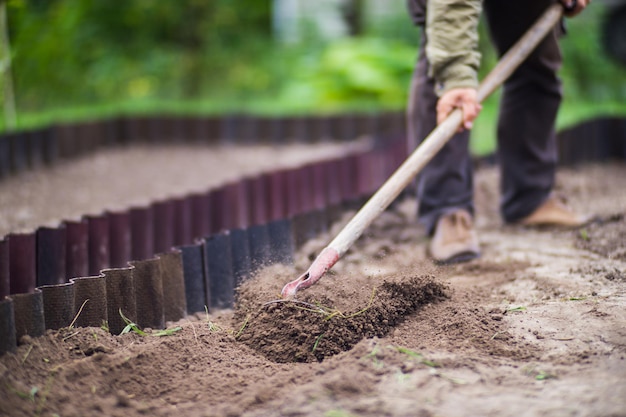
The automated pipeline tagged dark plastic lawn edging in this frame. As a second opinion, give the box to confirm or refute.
[0,131,406,355]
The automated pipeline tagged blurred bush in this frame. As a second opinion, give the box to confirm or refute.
[7,0,273,111]
[2,0,625,132]
[559,4,626,103]
[278,37,415,111]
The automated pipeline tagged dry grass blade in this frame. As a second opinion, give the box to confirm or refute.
[263,288,377,321]
[394,346,440,368]
[118,309,181,337]
[205,305,222,332]
[152,327,182,337]
[21,345,33,364]
[263,299,329,314]
[68,299,89,329]
[235,314,250,339]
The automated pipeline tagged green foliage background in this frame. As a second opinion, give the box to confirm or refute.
[8,0,274,111]
[3,0,626,153]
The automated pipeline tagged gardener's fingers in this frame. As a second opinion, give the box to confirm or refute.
[436,88,481,130]
[436,99,455,126]
[460,99,481,130]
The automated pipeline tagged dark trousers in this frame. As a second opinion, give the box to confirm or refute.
[407,0,563,233]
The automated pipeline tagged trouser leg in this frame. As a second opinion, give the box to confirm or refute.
[484,0,563,223]
[407,31,474,235]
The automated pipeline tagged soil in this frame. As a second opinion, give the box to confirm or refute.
[1,145,625,417]
[0,141,369,236]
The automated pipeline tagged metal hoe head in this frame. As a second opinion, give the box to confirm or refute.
[281,247,340,298]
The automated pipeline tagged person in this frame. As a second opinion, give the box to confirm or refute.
[406,0,591,264]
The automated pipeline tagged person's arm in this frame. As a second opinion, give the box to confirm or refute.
[429,0,591,130]
[426,0,482,129]
[426,0,482,96]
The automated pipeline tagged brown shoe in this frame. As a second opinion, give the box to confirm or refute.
[428,210,480,264]
[518,195,591,228]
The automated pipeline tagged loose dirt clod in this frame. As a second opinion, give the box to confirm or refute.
[235,274,448,363]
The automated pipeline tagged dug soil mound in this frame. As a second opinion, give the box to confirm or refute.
[235,272,447,363]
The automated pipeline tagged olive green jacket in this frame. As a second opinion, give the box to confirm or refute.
[424,0,483,96]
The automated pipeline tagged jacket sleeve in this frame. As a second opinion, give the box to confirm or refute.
[426,0,482,96]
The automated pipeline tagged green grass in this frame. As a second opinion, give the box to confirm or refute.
[470,95,500,156]
[234,314,250,339]
[525,365,557,381]
[558,99,626,129]
[579,229,590,241]
[204,306,223,332]
[9,384,38,402]
[0,96,388,133]
[4,0,625,145]
[119,309,182,337]
[7,377,55,417]
[394,346,440,368]
[119,309,148,336]
[470,95,626,157]
[325,410,359,417]
[312,333,325,352]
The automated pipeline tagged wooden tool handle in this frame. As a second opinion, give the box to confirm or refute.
[281,3,565,298]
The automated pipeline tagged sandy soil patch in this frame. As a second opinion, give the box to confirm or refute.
[0,145,624,417]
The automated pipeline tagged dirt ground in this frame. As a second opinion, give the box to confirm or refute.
[0,145,625,417]
[0,141,369,236]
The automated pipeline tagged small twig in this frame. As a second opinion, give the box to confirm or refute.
[62,331,80,342]
[263,299,328,314]
[68,299,89,329]
[21,345,33,364]
[320,287,377,321]
[343,287,377,319]
[187,319,199,345]
[264,287,378,321]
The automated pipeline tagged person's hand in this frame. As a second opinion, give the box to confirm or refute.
[560,0,590,17]
[436,87,481,130]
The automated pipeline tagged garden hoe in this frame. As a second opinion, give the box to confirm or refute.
[282,3,571,298]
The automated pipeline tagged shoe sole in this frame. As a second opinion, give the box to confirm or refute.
[516,214,596,229]
[433,251,481,265]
